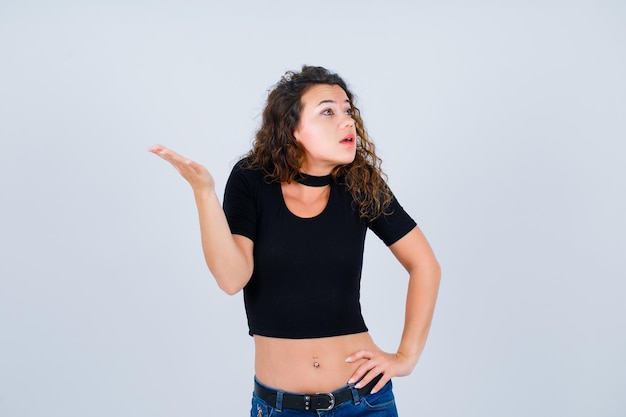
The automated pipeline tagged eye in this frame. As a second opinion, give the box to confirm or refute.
[322,108,334,116]
[345,108,354,116]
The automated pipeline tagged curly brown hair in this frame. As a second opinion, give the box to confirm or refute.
[245,65,393,221]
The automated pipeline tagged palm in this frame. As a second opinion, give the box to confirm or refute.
[149,144,215,192]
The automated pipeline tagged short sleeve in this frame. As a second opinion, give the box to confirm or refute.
[223,161,257,240]
[368,193,417,246]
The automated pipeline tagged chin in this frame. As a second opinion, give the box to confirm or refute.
[345,154,357,164]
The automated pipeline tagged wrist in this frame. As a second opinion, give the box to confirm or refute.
[396,350,419,367]
[193,186,217,202]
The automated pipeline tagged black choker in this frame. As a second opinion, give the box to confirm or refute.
[294,172,333,187]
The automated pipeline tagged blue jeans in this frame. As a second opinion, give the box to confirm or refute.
[250,378,399,417]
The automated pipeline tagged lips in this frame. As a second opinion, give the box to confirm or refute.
[340,134,355,143]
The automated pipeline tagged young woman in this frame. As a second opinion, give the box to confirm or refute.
[149,66,440,416]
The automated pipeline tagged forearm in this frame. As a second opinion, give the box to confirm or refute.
[397,262,441,366]
[193,188,253,295]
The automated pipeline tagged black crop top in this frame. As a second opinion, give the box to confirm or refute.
[223,159,417,339]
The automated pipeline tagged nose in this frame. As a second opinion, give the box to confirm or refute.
[341,113,355,128]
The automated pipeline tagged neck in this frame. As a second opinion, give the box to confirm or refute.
[294,172,333,187]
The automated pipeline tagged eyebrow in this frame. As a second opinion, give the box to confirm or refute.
[317,99,351,106]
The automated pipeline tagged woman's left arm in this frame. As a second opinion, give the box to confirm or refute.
[346,226,441,393]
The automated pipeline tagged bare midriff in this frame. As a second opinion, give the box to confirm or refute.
[254,332,379,393]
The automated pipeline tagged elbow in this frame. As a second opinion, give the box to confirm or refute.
[220,285,243,296]
[431,263,442,296]
[430,259,442,286]
[434,259,442,280]
[214,275,246,295]
[212,267,252,296]
[412,259,441,287]
[218,278,246,295]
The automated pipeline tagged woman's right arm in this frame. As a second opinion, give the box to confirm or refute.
[149,144,254,295]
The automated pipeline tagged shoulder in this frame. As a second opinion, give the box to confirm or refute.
[231,156,254,174]
[367,188,417,246]
[228,157,264,182]
[225,157,274,199]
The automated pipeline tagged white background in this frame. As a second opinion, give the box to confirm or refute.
[1,1,624,416]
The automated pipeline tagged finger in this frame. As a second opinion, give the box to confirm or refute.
[153,147,184,163]
[370,374,390,395]
[151,148,199,174]
[348,360,379,385]
[345,349,374,363]
[148,144,173,158]
[148,144,164,153]
[148,144,189,164]
[357,366,389,391]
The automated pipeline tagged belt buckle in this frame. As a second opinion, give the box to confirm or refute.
[315,392,335,411]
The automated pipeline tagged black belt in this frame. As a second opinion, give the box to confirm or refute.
[254,374,382,412]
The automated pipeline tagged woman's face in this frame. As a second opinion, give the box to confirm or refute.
[293,84,357,175]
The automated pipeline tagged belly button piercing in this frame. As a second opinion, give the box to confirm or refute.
[313,356,320,369]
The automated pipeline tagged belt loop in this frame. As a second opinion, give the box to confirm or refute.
[350,383,361,405]
[275,390,284,412]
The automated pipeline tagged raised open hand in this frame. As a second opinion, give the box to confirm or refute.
[149,144,215,193]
